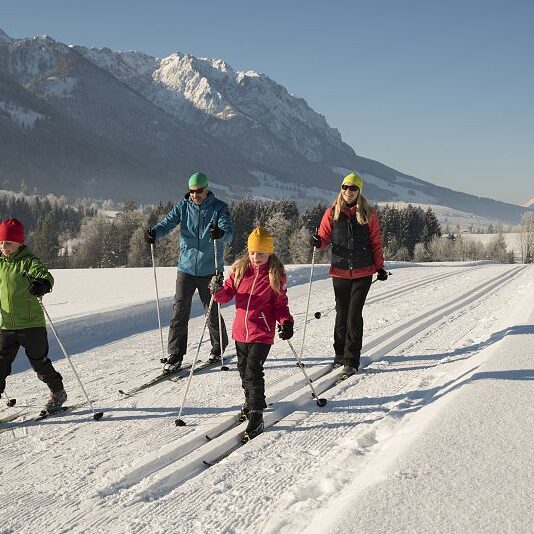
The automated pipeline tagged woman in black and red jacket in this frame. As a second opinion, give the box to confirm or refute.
[311,172,388,377]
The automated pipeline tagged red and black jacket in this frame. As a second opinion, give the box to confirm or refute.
[317,205,384,279]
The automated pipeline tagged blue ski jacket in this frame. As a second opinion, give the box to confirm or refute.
[152,192,234,276]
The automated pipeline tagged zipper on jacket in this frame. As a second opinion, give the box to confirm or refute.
[195,206,200,275]
[260,312,271,332]
[6,274,16,329]
[244,268,260,342]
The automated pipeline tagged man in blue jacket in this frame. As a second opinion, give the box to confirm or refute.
[146,172,234,373]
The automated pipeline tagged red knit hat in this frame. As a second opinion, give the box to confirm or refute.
[0,218,25,243]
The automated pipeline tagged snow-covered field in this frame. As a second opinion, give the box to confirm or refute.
[1,262,533,533]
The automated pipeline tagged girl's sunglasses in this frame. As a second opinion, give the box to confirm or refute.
[341,184,359,191]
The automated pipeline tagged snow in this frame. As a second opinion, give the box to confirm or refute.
[332,166,438,205]
[379,201,502,232]
[1,262,533,533]
[40,75,78,97]
[0,100,46,128]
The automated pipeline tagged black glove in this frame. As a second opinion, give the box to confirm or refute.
[209,224,225,240]
[376,269,388,281]
[28,278,51,297]
[310,234,321,248]
[145,227,156,245]
[278,321,294,340]
[209,272,224,293]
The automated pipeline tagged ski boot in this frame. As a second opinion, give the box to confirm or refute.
[207,352,221,365]
[44,389,67,414]
[238,401,250,422]
[241,410,264,443]
[341,365,357,378]
[333,356,344,368]
[163,355,183,374]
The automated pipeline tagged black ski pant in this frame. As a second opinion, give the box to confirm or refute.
[332,275,372,369]
[235,341,271,411]
[0,327,64,394]
[168,271,228,358]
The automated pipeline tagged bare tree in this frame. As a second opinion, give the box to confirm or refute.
[518,212,534,263]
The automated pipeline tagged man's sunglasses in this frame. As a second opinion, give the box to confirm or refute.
[341,184,359,191]
[189,187,206,195]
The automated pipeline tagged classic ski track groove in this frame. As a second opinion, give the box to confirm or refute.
[298,263,485,323]
[77,264,525,523]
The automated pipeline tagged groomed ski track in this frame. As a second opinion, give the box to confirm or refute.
[0,263,531,533]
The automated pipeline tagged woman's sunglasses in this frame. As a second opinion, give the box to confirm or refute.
[341,184,359,191]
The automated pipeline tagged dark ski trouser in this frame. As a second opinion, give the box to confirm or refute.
[0,327,64,394]
[332,275,372,369]
[168,271,228,358]
[235,341,271,411]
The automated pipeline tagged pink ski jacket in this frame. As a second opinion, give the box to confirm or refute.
[213,263,293,344]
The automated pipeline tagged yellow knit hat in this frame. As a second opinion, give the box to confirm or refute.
[342,172,363,192]
[247,226,274,254]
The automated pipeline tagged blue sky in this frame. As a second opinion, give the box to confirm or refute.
[2,0,533,205]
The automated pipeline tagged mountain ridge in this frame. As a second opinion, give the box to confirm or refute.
[0,26,531,224]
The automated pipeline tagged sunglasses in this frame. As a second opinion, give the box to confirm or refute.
[189,187,206,195]
[341,184,359,191]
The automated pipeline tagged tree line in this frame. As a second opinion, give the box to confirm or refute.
[2,193,526,267]
[0,193,96,267]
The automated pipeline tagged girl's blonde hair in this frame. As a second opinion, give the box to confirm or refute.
[231,253,286,294]
[332,190,372,224]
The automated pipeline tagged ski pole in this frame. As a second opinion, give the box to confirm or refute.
[2,391,16,407]
[38,298,104,420]
[175,295,216,426]
[213,236,229,372]
[150,243,166,362]
[23,273,104,421]
[299,245,317,361]
[287,339,327,407]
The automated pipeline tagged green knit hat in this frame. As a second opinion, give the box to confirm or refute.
[189,172,208,189]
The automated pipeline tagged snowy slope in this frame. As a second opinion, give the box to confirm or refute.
[1,262,533,533]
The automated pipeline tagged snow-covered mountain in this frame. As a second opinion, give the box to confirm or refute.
[523,198,534,208]
[1,27,531,224]
[74,46,349,165]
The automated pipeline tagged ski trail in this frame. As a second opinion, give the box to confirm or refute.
[72,266,527,532]
[0,264,527,534]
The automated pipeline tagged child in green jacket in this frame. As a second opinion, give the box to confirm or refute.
[0,218,67,413]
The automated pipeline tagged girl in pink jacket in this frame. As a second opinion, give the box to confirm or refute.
[211,227,294,442]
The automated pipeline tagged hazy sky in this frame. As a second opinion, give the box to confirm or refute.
[2,0,533,205]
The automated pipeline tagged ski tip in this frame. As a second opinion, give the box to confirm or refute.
[175,418,186,427]
[203,460,214,467]
[205,435,213,441]
[118,390,126,395]
[6,399,16,407]
[93,412,104,421]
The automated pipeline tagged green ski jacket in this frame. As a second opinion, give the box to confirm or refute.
[0,246,54,330]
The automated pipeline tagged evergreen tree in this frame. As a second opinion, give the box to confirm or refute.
[29,213,60,267]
